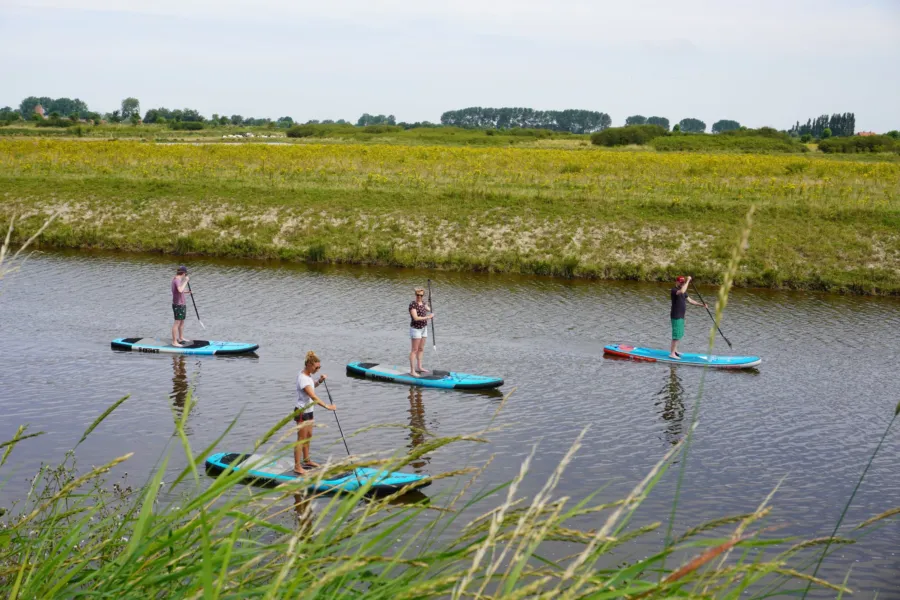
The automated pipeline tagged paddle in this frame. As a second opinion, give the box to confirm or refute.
[322,380,362,488]
[427,279,437,352]
[186,281,206,330]
[690,280,731,349]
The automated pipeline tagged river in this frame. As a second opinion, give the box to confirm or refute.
[1,251,897,596]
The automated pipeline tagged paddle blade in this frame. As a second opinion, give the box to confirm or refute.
[198,320,206,330]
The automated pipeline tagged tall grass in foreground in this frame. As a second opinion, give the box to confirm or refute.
[0,390,866,599]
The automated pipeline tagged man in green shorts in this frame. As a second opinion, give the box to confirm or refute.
[670,275,707,359]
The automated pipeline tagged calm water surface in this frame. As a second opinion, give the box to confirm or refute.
[1,252,898,596]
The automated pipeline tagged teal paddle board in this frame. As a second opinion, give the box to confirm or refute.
[604,344,760,369]
[205,452,429,492]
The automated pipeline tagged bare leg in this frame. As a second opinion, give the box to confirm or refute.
[669,339,680,359]
[301,422,320,467]
[178,321,187,343]
[409,337,421,377]
[293,424,307,474]
[172,321,183,347]
[416,339,427,373]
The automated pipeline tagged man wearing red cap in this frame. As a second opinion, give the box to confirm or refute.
[670,275,707,359]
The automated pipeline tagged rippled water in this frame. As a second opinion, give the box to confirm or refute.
[1,252,898,596]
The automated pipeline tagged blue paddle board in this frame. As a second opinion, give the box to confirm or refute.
[604,344,760,369]
[347,361,503,389]
[111,337,259,355]
[205,452,429,492]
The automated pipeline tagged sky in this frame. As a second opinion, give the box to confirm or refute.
[3,0,899,131]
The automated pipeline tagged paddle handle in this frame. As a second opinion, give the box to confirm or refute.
[323,381,352,458]
[323,380,362,488]
[690,280,731,348]
[186,281,205,329]
[427,279,436,350]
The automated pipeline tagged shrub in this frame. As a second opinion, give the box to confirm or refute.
[591,124,667,146]
[170,121,204,131]
[818,135,897,153]
[651,134,804,153]
[800,133,812,143]
[286,125,318,138]
[361,125,402,134]
[34,117,74,128]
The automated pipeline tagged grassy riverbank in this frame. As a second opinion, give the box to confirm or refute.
[2,139,899,294]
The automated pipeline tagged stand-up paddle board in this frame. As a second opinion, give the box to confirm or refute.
[346,361,503,389]
[604,344,760,369]
[111,338,258,355]
[205,452,429,492]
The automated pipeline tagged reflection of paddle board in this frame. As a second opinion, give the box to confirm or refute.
[111,338,258,355]
[205,452,429,492]
[603,344,761,369]
[346,362,503,389]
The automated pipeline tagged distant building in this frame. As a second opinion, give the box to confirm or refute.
[857,131,877,136]
[33,104,45,118]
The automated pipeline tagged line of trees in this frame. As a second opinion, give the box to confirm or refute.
[789,113,855,138]
[357,114,396,126]
[625,115,670,130]
[18,96,90,119]
[441,107,612,134]
[712,119,741,133]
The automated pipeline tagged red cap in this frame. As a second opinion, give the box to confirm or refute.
[676,276,686,283]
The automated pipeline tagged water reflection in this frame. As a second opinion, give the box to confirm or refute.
[655,366,685,445]
[407,387,431,471]
[169,356,197,418]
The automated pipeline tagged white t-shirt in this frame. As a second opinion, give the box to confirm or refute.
[296,371,317,414]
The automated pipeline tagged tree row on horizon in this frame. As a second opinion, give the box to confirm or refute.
[1,95,869,137]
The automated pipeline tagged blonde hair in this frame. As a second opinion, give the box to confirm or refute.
[304,351,320,366]
[414,287,425,295]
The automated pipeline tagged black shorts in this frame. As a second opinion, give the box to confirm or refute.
[294,411,314,423]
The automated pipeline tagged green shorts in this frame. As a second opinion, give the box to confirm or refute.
[671,318,685,341]
[173,304,187,321]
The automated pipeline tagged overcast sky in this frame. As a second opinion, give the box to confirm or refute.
[3,0,899,131]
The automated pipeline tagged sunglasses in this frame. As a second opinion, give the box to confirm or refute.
[415,293,424,297]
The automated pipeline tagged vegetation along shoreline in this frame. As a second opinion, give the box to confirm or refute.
[2,139,898,295]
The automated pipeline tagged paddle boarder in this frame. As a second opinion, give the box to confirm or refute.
[293,351,336,475]
[670,275,707,359]
[408,287,434,377]
[171,266,192,347]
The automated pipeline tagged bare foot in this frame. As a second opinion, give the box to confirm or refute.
[293,467,307,476]
[179,339,191,345]
[408,371,420,378]
[668,353,680,360]
[172,341,183,348]
[304,460,321,468]
[417,368,431,374]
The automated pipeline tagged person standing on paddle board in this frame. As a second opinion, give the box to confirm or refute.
[171,266,192,347]
[408,287,434,377]
[670,275,707,359]
[293,351,335,475]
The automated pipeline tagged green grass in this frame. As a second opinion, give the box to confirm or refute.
[1,139,899,294]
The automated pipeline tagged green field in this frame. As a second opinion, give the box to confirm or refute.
[2,139,899,294]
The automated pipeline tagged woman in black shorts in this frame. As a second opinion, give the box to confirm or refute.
[408,287,434,377]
